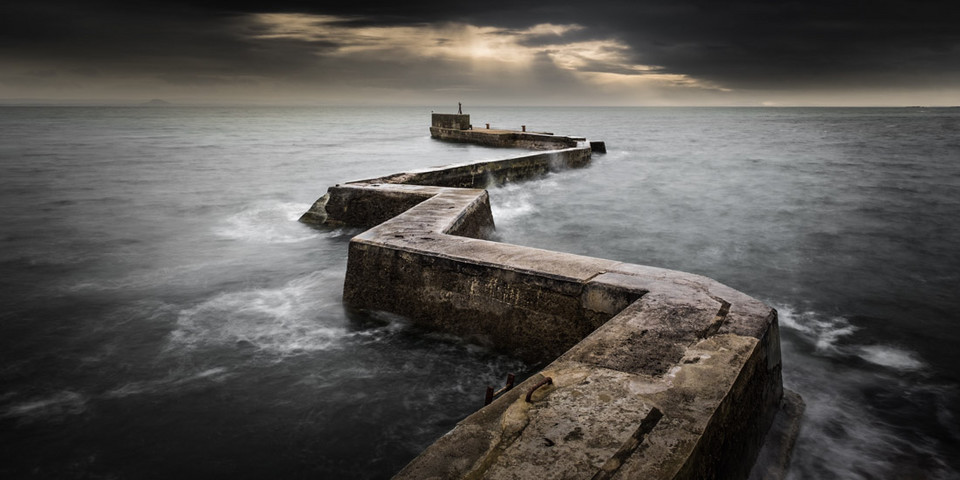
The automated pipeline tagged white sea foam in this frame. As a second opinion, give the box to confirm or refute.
[215,201,326,244]
[104,367,230,398]
[489,177,560,223]
[169,271,347,355]
[857,345,925,371]
[2,391,87,421]
[64,263,215,292]
[791,382,912,479]
[777,305,928,374]
[2,370,231,423]
[491,194,535,223]
[774,305,955,476]
[781,337,956,479]
[777,305,857,353]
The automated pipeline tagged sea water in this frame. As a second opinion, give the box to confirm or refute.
[1,106,957,479]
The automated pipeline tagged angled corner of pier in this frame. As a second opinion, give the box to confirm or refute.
[300,113,801,480]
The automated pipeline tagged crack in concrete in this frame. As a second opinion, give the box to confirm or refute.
[701,296,732,339]
[592,407,664,480]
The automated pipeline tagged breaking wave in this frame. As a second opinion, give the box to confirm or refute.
[214,201,329,244]
[857,345,925,371]
[489,177,561,224]
[777,305,927,372]
[777,306,859,354]
[169,270,348,355]
[776,306,956,479]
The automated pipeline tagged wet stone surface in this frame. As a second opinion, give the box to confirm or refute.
[483,367,658,480]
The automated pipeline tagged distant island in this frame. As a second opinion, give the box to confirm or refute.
[141,99,171,106]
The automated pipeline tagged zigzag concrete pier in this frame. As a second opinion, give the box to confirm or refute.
[300,113,802,479]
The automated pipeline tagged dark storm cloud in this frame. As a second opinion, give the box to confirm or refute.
[605,0,960,88]
[2,0,958,98]
[273,0,960,89]
[1,3,309,74]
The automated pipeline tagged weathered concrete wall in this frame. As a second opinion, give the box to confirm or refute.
[299,184,437,227]
[430,126,584,151]
[299,117,798,479]
[299,145,593,226]
[432,113,471,130]
[367,147,592,189]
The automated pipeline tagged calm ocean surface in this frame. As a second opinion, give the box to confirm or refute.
[1,106,958,479]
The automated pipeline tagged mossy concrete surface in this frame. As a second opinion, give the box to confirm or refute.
[300,118,801,479]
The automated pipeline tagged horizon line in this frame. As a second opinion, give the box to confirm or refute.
[1,100,957,109]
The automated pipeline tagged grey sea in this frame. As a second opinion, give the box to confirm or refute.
[1,106,958,479]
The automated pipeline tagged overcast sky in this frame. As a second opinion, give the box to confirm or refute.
[2,0,958,106]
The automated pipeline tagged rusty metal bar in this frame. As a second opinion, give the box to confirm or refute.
[493,373,515,398]
[484,373,517,406]
[525,377,553,403]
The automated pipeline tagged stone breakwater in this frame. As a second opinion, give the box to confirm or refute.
[299,114,802,480]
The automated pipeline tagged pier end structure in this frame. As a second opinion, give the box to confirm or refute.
[300,115,799,479]
[429,113,603,152]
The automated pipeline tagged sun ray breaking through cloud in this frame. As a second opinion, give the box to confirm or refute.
[248,13,726,95]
